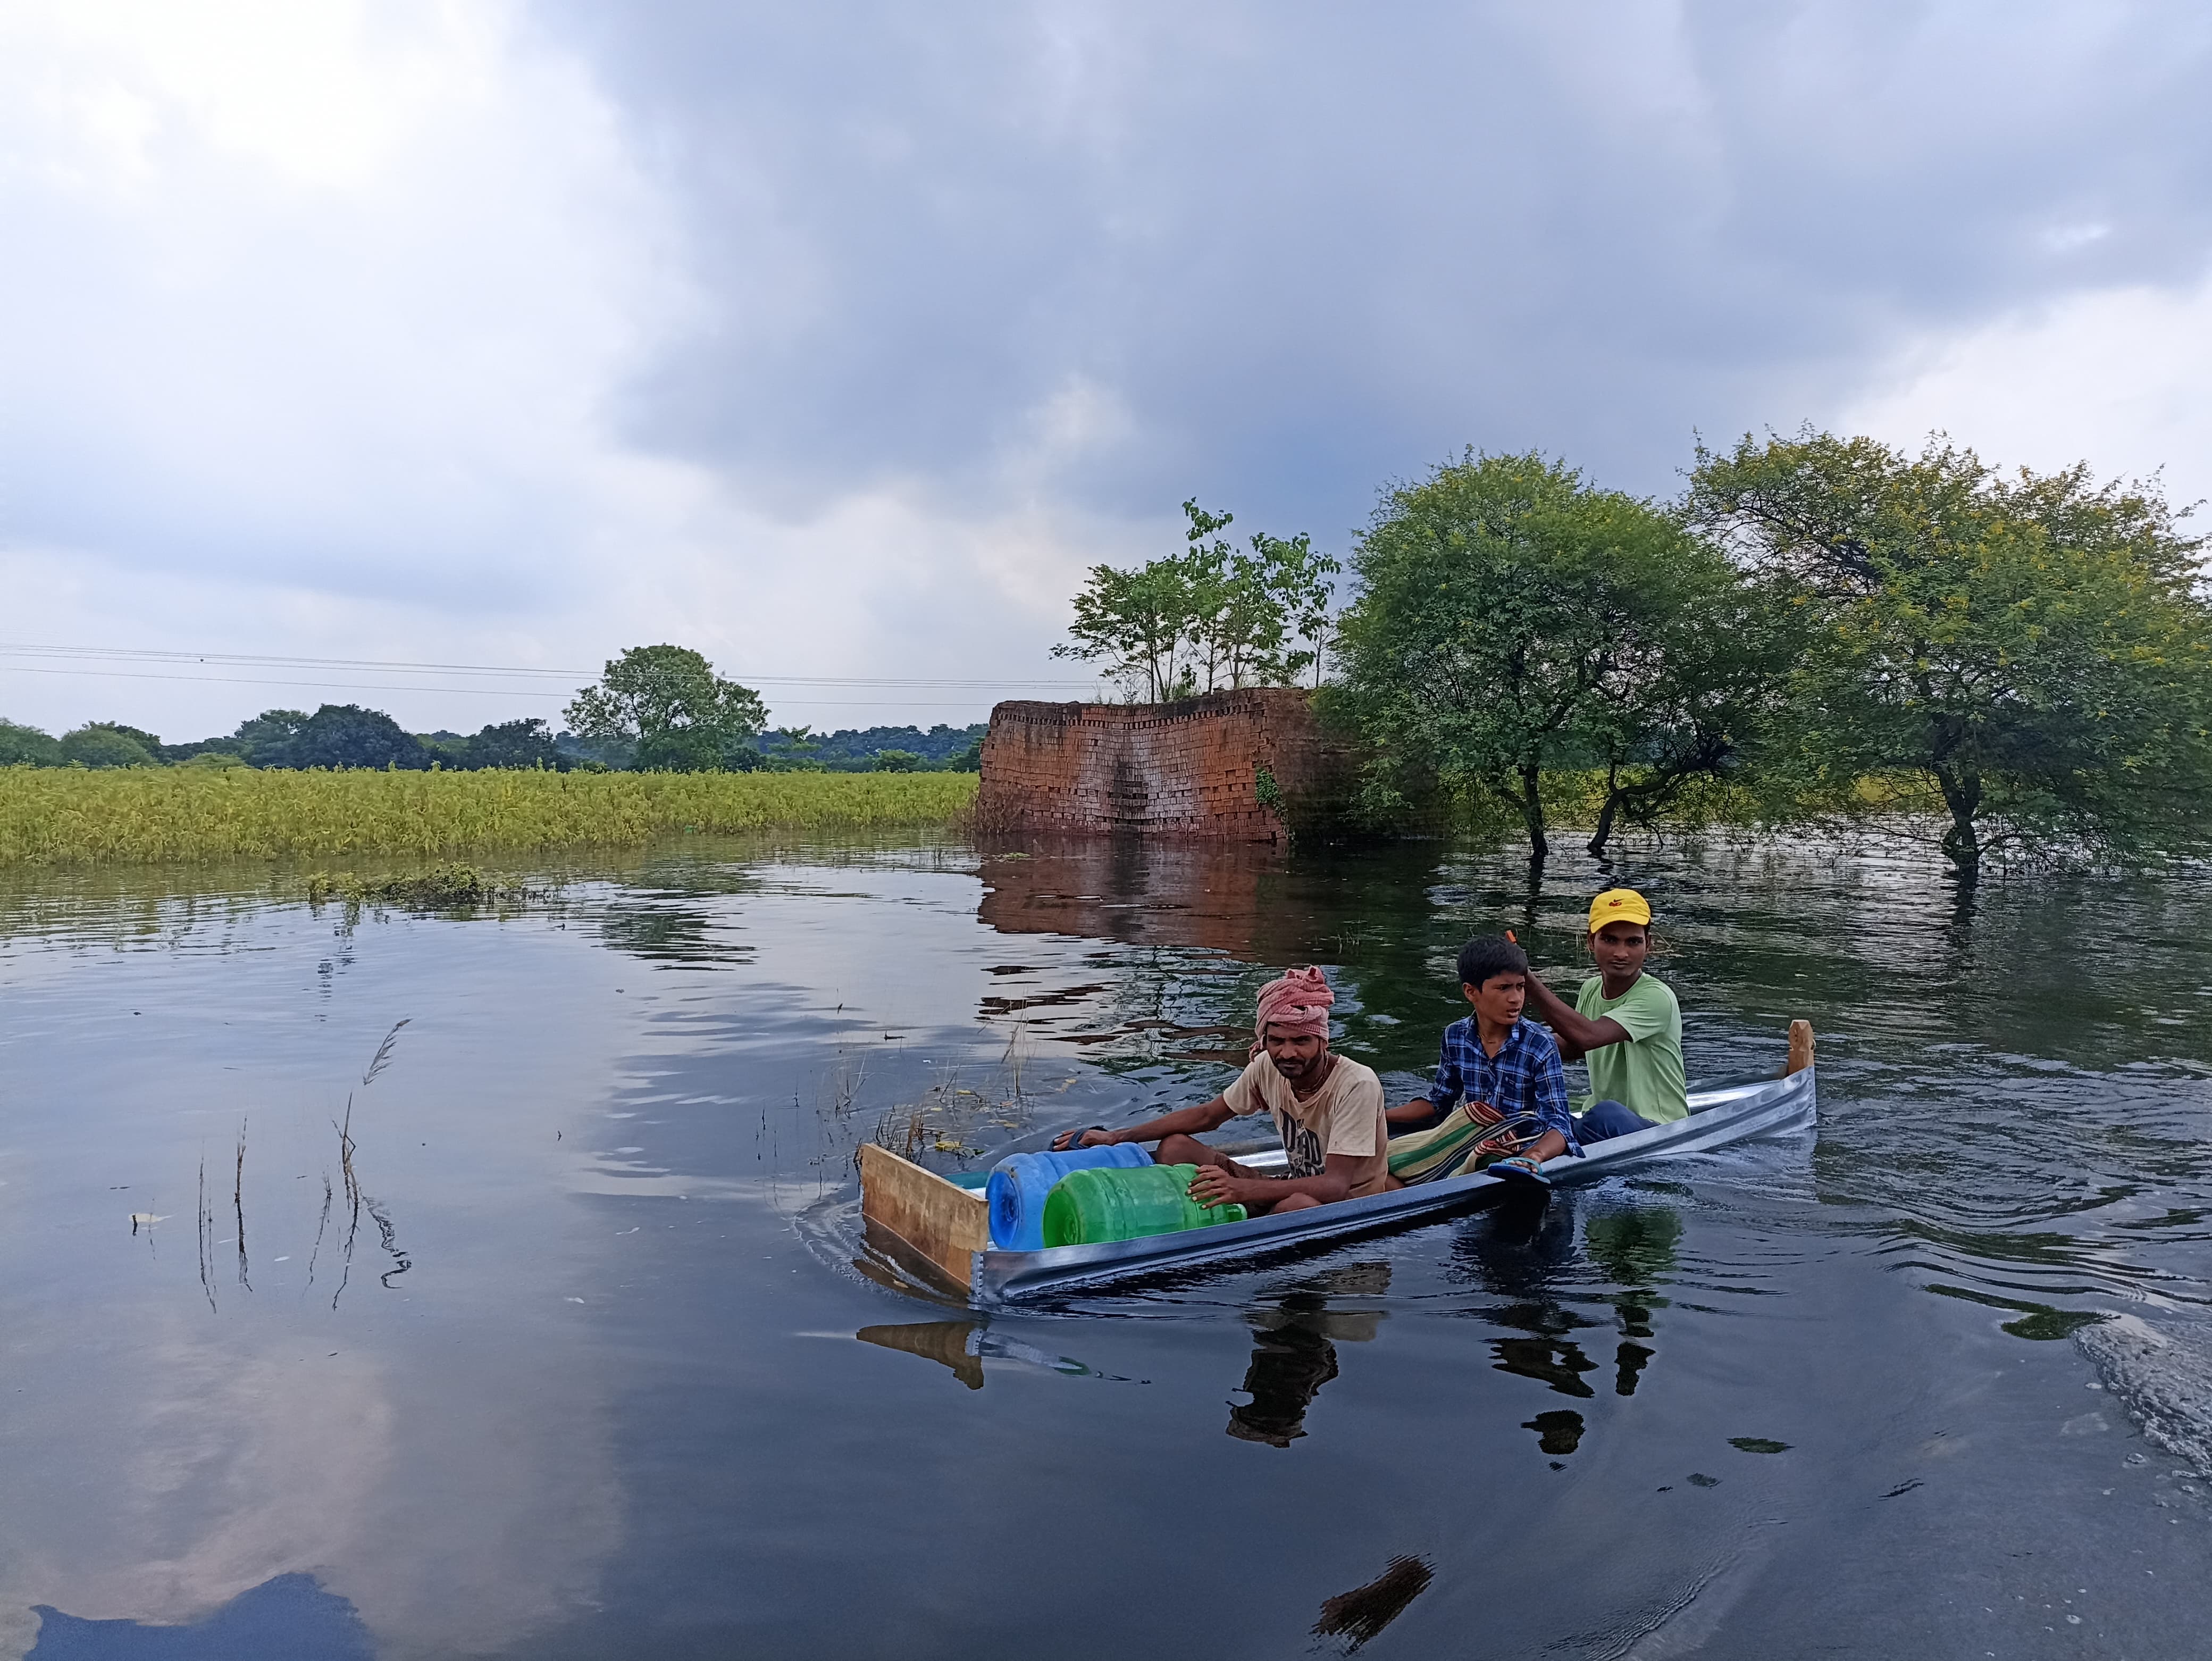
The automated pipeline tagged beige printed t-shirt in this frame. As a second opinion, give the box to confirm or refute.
[1222,1053,1390,1198]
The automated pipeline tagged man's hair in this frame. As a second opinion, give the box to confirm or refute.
[1456,935,1528,990]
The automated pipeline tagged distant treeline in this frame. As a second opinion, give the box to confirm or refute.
[0,706,985,776]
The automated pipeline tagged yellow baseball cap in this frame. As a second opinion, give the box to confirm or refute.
[1589,888,1652,931]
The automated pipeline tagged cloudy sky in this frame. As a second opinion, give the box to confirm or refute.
[4,1,2210,740]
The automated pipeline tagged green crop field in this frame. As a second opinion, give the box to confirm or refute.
[0,767,978,865]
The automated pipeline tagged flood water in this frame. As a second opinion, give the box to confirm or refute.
[3,831,2210,1659]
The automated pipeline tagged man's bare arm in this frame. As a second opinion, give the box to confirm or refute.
[1386,1097,1440,1128]
[1188,1149,1360,1210]
[1522,972,1630,1062]
[1052,1096,1236,1151]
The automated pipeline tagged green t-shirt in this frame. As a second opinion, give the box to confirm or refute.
[1574,972,1688,1123]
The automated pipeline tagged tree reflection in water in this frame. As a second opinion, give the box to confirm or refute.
[1226,1263,1390,1448]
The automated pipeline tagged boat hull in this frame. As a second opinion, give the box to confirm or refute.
[967,1062,1815,1305]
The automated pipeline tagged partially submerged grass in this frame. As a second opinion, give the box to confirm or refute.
[0,766,978,865]
[305,863,524,907]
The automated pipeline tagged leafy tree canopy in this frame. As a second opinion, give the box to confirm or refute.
[1336,450,1781,859]
[565,646,768,772]
[60,725,156,768]
[1053,500,1340,700]
[436,717,569,771]
[0,719,63,767]
[266,705,432,770]
[1688,429,2212,876]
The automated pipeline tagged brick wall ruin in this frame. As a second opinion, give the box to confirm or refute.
[975,688,1350,841]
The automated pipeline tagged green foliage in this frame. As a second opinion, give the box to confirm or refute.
[229,710,311,763]
[430,717,569,771]
[59,725,155,768]
[1688,430,2212,875]
[1052,499,1340,698]
[761,726,825,772]
[0,720,64,767]
[306,863,511,907]
[1335,450,1780,859]
[89,722,163,755]
[0,769,977,864]
[565,645,767,770]
[280,705,431,770]
[945,738,983,772]
[870,749,923,772]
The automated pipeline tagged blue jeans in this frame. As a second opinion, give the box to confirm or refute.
[1574,1099,1658,1144]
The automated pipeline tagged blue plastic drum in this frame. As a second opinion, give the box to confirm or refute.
[986,1142,1151,1251]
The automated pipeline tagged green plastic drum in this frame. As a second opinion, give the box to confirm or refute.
[1040,1163,1249,1248]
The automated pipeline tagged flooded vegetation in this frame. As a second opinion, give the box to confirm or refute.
[0,768,975,864]
[2,830,2209,1657]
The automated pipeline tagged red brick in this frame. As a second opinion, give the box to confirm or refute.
[976,689,1350,841]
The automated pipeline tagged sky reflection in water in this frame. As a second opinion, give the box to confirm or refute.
[2,833,2209,1658]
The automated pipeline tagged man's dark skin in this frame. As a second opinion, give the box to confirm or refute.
[1049,1026,1365,1214]
[1520,921,1649,1062]
[1381,969,1571,1162]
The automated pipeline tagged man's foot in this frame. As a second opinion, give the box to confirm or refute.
[1485,1154,1551,1187]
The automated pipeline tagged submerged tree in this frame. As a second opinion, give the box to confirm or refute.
[1336,450,1779,861]
[565,645,769,772]
[1688,430,2212,879]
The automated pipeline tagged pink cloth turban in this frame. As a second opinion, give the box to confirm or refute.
[1251,965,1335,1057]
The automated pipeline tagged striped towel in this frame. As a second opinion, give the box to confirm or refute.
[1386,1105,1540,1185]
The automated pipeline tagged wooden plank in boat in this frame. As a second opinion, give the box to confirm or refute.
[859,1143,990,1288]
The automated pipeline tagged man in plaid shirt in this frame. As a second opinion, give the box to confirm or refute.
[1385,934,1573,1184]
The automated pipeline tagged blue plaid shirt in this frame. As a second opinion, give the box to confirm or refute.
[1426,1016,1575,1146]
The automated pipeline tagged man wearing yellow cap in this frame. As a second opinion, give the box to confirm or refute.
[1521,888,1688,1141]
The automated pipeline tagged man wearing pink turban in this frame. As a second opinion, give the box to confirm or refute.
[1051,966,1389,1213]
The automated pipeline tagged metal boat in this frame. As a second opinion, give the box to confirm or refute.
[859,1021,1817,1308]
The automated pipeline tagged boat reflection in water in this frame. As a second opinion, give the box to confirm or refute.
[1226,1263,1392,1448]
[852,1318,1137,1389]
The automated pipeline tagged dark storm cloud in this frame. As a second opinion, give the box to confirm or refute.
[528,0,2212,537]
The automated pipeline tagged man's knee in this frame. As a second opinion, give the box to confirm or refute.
[1270,1191,1321,1214]
[1578,1099,1648,1142]
[1154,1133,1218,1166]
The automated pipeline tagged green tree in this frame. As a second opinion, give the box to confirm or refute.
[0,719,63,766]
[1247,529,1342,686]
[229,710,311,765]
[870,748,924,772]
[1053,500,1337,699]
[1688,430,2212,878]
[761,726,824,772]
[451,717,569,771]
[1054,549,1200,700]
[1336,450,1764,862]
[60,725,156,767]
[564,646,768,772]
[258,705,431,770]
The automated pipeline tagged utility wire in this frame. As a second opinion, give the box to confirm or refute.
[0,641,1095,690]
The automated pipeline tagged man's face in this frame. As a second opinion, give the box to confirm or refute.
[1591,922,1649,981]
[1262,1028,1329,1081]
[1464,972,1526,1026]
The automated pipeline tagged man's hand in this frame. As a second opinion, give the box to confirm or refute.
[1186,1164,1252,1209]
[1049,1127,1115,1152]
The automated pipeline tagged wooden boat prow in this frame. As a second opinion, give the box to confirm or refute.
[861,1020,1817,1307]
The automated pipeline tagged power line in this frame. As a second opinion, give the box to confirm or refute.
[0,641,1096,690]
[0,665,1022,710]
